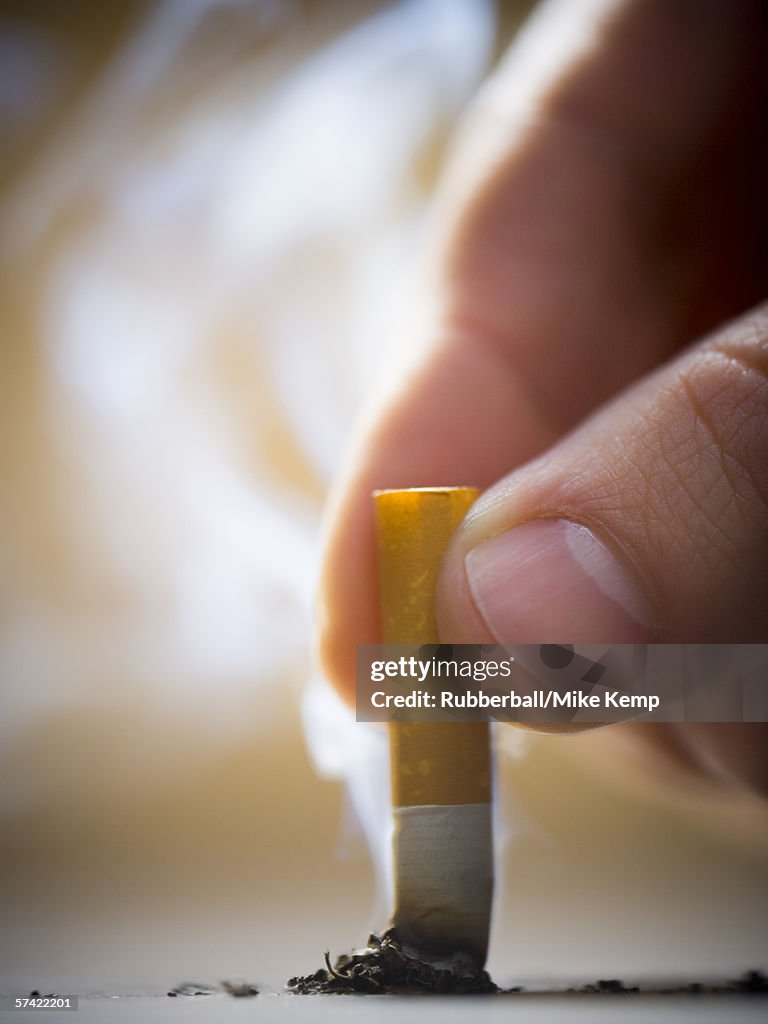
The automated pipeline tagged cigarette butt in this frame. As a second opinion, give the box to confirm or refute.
[375,487,493,966]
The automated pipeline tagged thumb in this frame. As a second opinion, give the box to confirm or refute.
[436,303,768,647]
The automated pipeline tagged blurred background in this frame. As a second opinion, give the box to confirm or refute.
[0,0,766,994]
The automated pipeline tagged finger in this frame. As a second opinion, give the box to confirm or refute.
[436,303,768,791]
[431,0,767,428]
[318,0,766,700]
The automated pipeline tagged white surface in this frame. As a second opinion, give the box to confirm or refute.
[26,993,768,1024]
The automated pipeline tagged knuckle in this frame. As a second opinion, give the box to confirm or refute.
[673,328,768,546]
[710,308,768,382]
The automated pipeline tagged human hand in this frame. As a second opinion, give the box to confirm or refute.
[317,0,768,793]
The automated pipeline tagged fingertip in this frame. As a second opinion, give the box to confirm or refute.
[315,490,379,708]
[314,621,357,708]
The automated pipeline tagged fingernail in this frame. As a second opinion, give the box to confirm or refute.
[465,519,654,642]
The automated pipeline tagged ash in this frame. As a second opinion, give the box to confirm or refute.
[286,930,497,995]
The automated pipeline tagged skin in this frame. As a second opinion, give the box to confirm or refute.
[316,0,768,795]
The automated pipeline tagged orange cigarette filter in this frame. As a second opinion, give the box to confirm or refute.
[375,487,493,966]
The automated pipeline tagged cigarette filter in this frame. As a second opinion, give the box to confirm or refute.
[375,487,493,966]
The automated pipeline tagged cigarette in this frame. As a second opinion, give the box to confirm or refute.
[375,487,493,967]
